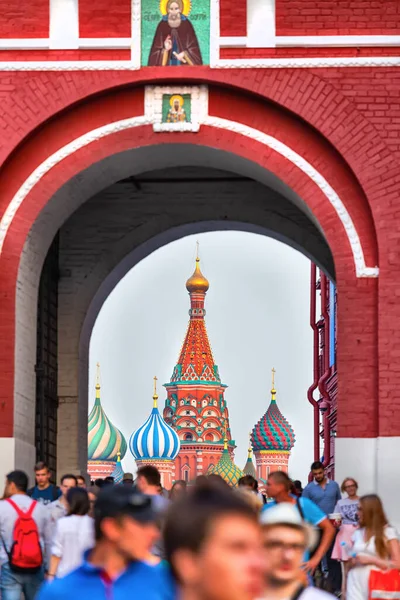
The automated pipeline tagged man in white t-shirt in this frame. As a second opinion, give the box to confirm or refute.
[260,503,334,600]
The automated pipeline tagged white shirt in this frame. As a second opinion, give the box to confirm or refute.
[258,586,334,600]
[352,525,398,557]
[51,514,94,578]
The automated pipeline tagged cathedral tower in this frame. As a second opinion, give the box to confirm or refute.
[130,377,180,489]
[87,364,127,480]
[163,249,234,482]
[251,369,295,479]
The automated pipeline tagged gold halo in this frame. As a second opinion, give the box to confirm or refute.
[160,0,191,16]
[170,94,185,107]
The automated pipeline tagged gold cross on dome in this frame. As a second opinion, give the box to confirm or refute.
[272,367,276,388]
[196,240,200,260]
[153,375,158,396]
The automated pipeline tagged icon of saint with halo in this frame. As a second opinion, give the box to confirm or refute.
[148,0,203,66]
[166,95,188,122]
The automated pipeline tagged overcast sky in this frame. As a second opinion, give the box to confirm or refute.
[89,231,315,483]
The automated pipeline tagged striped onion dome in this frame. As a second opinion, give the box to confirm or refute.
[207,440,244,487]
[251,376,295,452]
[129,377,180,461]
[111,453,124,484]
[243,444,257,478]
[88,366,127,462]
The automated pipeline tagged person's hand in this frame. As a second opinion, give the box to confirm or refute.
[355,554,374,566]
[164,35,172,51]
[302,557,320,574]
[46,573,55,581]
[173,51,187,63]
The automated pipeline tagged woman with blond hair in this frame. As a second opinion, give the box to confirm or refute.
[347,494,400,600]
[332,478,360,595]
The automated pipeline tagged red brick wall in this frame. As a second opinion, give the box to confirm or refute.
[0,67,399,440]
[79,0,131,37]
[220,0,247,36]
[0,0,49,38]
[276,0,400,36]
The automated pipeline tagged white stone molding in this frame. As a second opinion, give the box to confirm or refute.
[215,56,400,69]
[247,0,275,48]
[209,0,220,68]
[0,113,378,278]
[203,116,378,277]
[1,0,400,69]
[49,0,79,50]
[0,55,399,70]
[131,0,141,68]
[145,85,209,132]
[275,35,400,48]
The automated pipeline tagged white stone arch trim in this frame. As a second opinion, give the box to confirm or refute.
[0,115,378,278]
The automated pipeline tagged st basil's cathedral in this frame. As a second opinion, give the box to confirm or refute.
[87,253,296,487]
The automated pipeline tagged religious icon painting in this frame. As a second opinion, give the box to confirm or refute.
[162,94,192,123]
[142,0,211,67]
[145,85,208,132]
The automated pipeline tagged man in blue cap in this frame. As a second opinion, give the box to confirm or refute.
[37,485,174,600]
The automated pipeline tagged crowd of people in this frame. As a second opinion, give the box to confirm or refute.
[0,460,398,600]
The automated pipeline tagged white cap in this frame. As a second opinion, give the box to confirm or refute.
[260,502,319,550]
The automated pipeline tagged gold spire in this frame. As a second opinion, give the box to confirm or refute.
[186,245,209,294]
[247,432,253,459]
[117,450,121,462]
[271,367,277,401]
[153,376,158,409]
[95,362,101,399]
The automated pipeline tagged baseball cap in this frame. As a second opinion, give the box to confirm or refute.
[260,503,318,550]
[95,485,156,524]
[122,472,134,482]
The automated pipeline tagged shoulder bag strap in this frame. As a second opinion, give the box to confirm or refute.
[6,498,24,517]
[291,585,305,600]
[26,500,37,517]
[296,497,305,521]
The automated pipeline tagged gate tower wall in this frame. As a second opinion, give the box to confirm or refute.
[0,0,399,520]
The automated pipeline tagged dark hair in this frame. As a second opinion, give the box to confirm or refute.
[94,479,105,488]
[311,461,324,471]
[169,480,187,499]
[7,470,28,493]
[164,483,258,582]
[67,487,90,516]
[207,474,231,490]
[104,476,115,485]
[238,475,258,491]
[294,480,303,490]
[34,462,49,472]
[61,474,78,485]
[268,471,292,491]
[137,465,161,487]
[77,475,86,484]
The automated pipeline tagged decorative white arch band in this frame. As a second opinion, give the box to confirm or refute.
[0,91,378,278]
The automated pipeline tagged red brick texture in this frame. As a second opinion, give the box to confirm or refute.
[0,0,49,38]
[0,66,398,442]
[276,0,400,36]
[79,0,131,38]
[220,0,247,37]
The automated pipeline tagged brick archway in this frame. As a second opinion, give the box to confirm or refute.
[0,81,380,507]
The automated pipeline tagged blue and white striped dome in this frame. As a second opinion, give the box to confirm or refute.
[129,380,180,461]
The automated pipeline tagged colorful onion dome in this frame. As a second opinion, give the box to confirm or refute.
[186,251,209,294]
[111,452,124,484]
[207,438,244,486]
[243,436,257,478]
[251,369,295,452]
[88,364,127,461]
[130,377,180,460]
